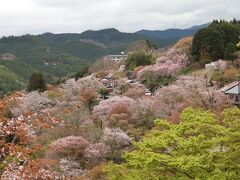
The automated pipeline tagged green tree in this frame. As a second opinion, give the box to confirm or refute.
[142,71,159,94]
[27,72,47,92]
[74,66,89,81]
[105,107,240,179]
[192,27,225,63]
[125,51,155,71]
[192,20,240,63]
[224,42,236,62]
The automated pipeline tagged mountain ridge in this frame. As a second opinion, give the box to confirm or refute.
[135,22,210,40]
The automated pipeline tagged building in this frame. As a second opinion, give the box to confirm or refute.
[100,78,116,89]
[107,52,128,62]
[220,81,240,106]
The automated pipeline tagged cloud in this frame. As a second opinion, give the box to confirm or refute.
[0,0,239,36]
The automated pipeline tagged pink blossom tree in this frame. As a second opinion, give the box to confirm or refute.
[92,96,134,123]
[152,75,233,121]
[101,128,131,160]
[84,143,110,165]
[50,136,90,159]
[137,48,189,79]
[12,91,53,116]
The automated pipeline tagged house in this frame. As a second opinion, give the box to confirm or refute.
[220,81,240,106]
[107,52,128,62]
[100,78,116,89]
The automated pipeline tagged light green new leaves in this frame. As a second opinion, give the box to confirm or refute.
[105,107,240,179]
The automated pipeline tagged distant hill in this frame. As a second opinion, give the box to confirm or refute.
[136,23,210,41]
[36,28,171,61]
[0,35,89,94]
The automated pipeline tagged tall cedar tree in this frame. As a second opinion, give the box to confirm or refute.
[192,19,240,63]
[224,42,236,62]
[27,72,47,92]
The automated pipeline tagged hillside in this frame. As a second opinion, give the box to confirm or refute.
[0,24,208,95]
[0,66,26,97]
[0,35,239,179]
[0,35,89,94]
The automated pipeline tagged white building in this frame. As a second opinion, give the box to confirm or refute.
[107,52,128,62]
[220,81,240,106]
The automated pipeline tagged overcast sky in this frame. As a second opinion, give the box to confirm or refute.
[0,0,239,36]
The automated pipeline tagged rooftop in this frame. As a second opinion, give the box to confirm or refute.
[225,85,240,95]
[220,81,239,92]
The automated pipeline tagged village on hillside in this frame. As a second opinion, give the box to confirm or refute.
[0,19,240,179]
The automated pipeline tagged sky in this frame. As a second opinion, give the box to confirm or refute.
[0,0,239,36]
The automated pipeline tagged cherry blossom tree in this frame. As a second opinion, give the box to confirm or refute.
[12,91,53,116]
[137,48,189,79]
[79,87,98,114]
[93,96,134,122]
[50,136,90,159]
[101,127,131,161]
[153,76,233,120]
[123,85,146,99]
[84,143,110,165]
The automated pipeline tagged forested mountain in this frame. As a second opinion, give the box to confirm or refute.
[36,28,170,61]
[136,23,210,41]
[0,35,88,94]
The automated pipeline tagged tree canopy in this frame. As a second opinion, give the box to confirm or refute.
[192,19,240,63]
[106,107,240,179]
[27,72,47,92]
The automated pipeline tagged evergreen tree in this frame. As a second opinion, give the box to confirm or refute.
[192,20,240,63]
[27,72,46,92]
[142,71,159,94]
[74,66,89,81]
[232,18,237,24]
[125,51,155,71]
[224,42,236,62]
